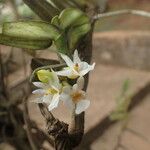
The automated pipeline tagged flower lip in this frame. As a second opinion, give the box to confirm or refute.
[71,91,85,103]
[46,88,58,95]
[61,77,90,114]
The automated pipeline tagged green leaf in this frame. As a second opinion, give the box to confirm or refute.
[55,8,91,50]
[59,8,83,29]
[51,15,60,27]
[54,33,68,54]
[0,34,52,50]
[109,79,132,121]
[68,23,91,50]
[3,21,60,41]
[73,13,90,26]
[109,111,128,121]
[121,79,130,96]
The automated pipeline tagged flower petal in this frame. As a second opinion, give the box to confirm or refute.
[75,100,90,114]
[60,53,74,68]
[32,89,45,94]
[72,84,78,92]
[51,69,61,89]
[77,76,84,90]
[30,97,43,103]
[62,86,71,94]
[61,94,74,111]
[80,62,95,76]
[68,71,79,79]
[91,62,96,69]
[73,50,81,64]
[32,82,45,88]
[48,94,60,111]
[43,95,52,104]
[79,62,89,71]
[56,69,72,77]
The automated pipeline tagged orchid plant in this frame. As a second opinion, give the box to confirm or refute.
[32,50,95,114]
[1,0,149,149]
[0,5,94,149]
[0,1,95,148]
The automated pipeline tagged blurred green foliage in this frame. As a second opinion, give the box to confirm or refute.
[0,0,36,24]
[110,79,132,121]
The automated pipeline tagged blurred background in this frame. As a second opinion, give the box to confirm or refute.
[0,0,150,150]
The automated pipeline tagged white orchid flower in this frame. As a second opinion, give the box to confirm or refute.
[61,77,90,114]
[56,50,95,79]
[32,69,62,111]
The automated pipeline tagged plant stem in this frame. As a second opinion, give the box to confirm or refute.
[93,9,150,20]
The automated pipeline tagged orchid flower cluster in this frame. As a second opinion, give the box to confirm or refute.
[32,50,95,114]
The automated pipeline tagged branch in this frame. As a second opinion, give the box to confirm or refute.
[38,103,70,149]
[38,103,55,122]
[93,9,150,20]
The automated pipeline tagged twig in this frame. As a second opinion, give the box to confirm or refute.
[38,103,55,121]
[23,97,38,150]
[93,9,150,20]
